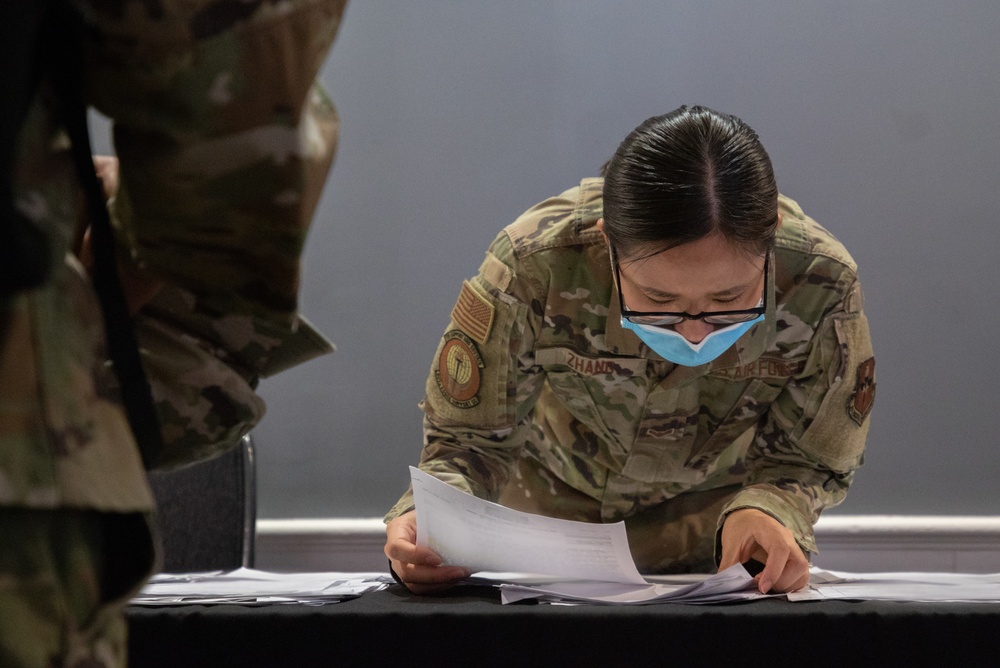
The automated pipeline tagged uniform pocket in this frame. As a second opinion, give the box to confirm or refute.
[537,347,649,453]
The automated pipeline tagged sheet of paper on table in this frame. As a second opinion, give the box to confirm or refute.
[789,569,1000,602]
[131,568,392,606]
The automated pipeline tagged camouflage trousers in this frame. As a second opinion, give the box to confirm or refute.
[0,509,155,668]
[499,453,740,574]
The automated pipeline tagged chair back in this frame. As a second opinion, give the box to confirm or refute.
[147,434,257,572]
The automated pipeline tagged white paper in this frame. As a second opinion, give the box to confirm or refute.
[788,568,1000,602]
[497,563,764,605]
[410,467,646,584]
[131,568,392,606]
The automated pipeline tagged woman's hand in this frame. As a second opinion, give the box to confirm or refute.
[718,508,810,593]
[384,511,471,595]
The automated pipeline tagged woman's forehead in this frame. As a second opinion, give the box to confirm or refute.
[624,233,763,271]
[622,234,765,294]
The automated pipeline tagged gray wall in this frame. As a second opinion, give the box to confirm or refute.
[100,1,1000,517]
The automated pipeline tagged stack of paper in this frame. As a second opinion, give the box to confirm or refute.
[411,467,1000,605]
[492,565,765,605]
[131,568,392,606]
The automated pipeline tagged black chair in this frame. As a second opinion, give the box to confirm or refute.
[147,434,256,572]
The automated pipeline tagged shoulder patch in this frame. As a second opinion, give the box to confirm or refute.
[434,331,485,408]
[451,280,495,344]
[848,356,876,425]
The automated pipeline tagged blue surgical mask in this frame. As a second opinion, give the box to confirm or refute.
[621,314,764,367]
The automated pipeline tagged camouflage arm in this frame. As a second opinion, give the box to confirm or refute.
[383,415,532,522]
[385,233,547,522]
[83,0,348,328]
[133,283,333,470]
[719,278,874,555]
[77,0,346,468]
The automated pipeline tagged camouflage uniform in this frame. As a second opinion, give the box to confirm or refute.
[387,178,875,573]
[1,1,346,665]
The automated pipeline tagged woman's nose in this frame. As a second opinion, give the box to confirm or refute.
[672,318,715,344]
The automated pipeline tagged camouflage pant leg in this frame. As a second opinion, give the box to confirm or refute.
[0,508,154,668]
[499,454,740,574]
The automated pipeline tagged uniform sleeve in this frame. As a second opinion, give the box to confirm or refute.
[79,0,347,468]
[84,0,347,329]
[385,232,546,522]
[133,282,333,470]
[718,276,875,556]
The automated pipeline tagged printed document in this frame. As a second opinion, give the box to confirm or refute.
[411,466,646,584]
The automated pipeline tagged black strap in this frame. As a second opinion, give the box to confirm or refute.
[50,3,164,469]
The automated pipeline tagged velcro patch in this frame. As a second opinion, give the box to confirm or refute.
[451,280,495,344]
[848,357,876,425]
[479,252,513,292]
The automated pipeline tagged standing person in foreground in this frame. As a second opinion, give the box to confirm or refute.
[385,105,875,595]
[1,1,347,665]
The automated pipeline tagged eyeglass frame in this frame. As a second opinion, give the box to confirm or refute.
[609,244,770,326]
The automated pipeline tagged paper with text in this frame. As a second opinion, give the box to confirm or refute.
[410,467,646,584]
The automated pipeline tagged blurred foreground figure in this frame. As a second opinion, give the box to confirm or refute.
[0,1,347,665]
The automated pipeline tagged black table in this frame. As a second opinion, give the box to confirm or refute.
[127,584,999,667]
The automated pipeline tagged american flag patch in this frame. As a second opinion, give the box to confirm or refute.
[451,280,495,344]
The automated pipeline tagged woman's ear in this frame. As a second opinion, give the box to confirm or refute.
[596,217,609,245]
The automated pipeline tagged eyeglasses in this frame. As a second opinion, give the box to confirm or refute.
[610,245,768,326]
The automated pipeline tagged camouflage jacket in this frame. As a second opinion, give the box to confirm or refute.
[388,178,875,555]
[0,0,346,511]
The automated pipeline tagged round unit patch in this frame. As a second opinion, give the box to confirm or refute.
[435,331,485,408]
